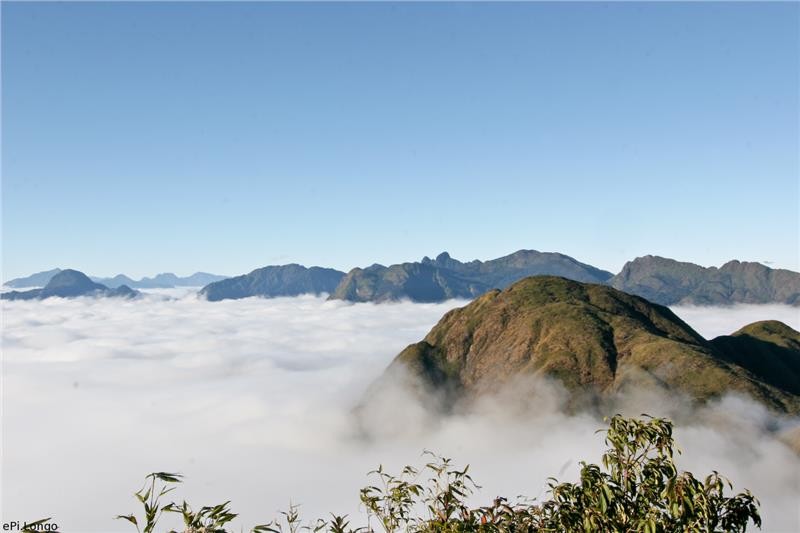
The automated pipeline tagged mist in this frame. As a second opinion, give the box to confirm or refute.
[2,294,798,531]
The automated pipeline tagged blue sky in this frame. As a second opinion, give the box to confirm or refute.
[2,2,798,279]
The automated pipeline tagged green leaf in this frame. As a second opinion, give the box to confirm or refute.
[115,515,138,526]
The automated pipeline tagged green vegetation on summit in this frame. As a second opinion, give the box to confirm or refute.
[380,276,800,414]
[710,320,800,396]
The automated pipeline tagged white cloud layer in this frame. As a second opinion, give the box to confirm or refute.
[2,294,799,532]
[671,303,800,339]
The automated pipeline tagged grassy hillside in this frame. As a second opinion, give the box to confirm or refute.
[381,276,800,414]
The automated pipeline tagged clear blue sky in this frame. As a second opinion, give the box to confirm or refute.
[2,2,798,279]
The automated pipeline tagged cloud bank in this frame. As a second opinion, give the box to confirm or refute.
[671,303,800,339]
[2,294,798,531]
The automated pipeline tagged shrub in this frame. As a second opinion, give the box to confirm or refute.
[113,415,760,533]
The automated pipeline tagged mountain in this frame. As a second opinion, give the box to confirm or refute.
[8,254,797,305]
[93,272,229,288]
[711,321,800,396]
[374,276,800,414]
[199,264,345,301]
[610,256,800,306]
[1,269,138,301]
[4,268,63,288]
[178,272,228,287]
[92,274,138,288]
[4,269,227,289]
[329,261,490,303]
[330,250,613,303]
[425,250,614,287]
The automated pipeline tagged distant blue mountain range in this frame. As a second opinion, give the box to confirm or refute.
[1,270,138,300]
[4,269,228,289]
[6,251,800,306]
[3,268,64,288]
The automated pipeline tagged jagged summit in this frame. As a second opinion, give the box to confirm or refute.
[330,250,613,303]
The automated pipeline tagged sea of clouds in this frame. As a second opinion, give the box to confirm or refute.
[2,293,799,532]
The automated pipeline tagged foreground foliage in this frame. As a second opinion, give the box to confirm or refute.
[111,415,759,533]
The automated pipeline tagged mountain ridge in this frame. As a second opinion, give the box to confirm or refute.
[372,276,800,415]
[4,270,228,289]
[7,252,798,306]
[329,249,614,303]
[199,264,345,301]
[610,255,800,306]
[1,269,138,301]
[93,271,229,289]
[3,268,63,288]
